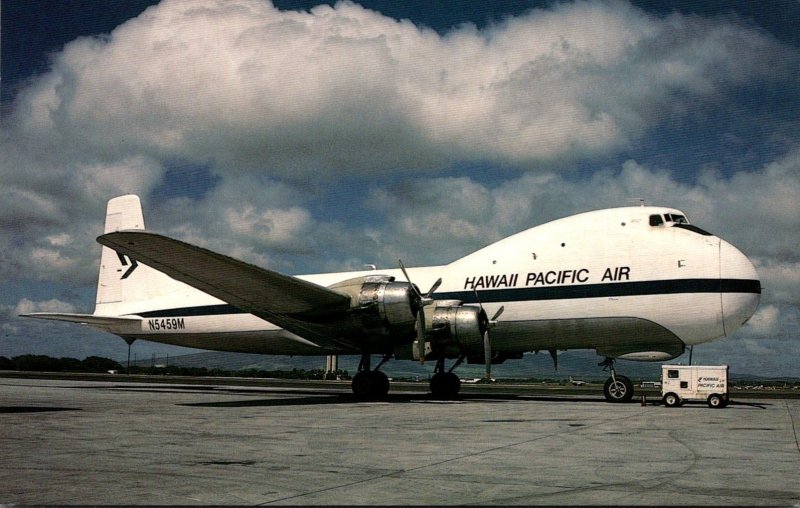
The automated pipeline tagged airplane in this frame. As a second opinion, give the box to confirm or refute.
[23,195,761,403]
[569,376,586,386]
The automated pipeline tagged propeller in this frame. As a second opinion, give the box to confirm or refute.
[474,289,504,380]
[399,260,441,364]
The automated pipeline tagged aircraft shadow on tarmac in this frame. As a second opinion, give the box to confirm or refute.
[0,406,80,413]
[177,389,772,409]
[181,392,619,408]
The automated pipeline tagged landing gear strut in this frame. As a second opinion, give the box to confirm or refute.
[600,357,634,403]
[429,356,462,400]
[351,354,391,400]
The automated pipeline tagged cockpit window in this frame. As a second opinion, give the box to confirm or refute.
[665,213,688,224]
[649,211,712,235]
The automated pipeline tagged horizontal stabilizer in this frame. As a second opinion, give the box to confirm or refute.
[21,312,141,330]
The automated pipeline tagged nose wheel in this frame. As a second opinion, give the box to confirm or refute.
[603,375,634,402]
[600,358,634,403]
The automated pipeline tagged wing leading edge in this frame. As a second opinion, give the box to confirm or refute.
[97,231,357,349]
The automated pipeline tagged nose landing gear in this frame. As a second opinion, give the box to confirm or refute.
[599,357,634,403]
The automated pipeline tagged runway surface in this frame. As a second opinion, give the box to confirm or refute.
[2,377,799,505]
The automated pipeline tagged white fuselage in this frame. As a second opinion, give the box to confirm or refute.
[96,206,761,362]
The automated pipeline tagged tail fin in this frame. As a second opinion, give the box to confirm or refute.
[95,195,145,309]
[94,195,188,316]
[22,195,190,330]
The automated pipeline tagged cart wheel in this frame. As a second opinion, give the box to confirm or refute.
[707,394,723,408]
[663,392,680,407]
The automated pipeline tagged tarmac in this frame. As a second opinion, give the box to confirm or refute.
[1,376,799,505]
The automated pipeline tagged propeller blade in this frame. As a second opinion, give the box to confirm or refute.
[426,278,442,298]
[483,330,492,380]
[399,260,438,364]
[490,305,504,323]
[473,288,484,311]
[416,311,426,364]
[398,259,421,298]
[473,290,502,381]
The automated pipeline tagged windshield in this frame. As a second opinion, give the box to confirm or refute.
[664,213,688,224]
[650,212,713,235]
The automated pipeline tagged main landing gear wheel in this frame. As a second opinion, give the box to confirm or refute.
[430,372,461,400]
[351,370,390,401]
[603,375,634,403]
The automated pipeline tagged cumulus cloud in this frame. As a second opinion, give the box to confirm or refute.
[3,0,795,280]
[7,0,791,176]
[14,298,77,315]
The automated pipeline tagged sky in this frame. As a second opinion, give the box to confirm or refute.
[1,0,798,376]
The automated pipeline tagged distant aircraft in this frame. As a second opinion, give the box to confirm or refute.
[24,195,760,402]
[569,376,586,386]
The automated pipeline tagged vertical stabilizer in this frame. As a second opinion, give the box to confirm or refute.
[96,195,145,310]
[94,195,187,315]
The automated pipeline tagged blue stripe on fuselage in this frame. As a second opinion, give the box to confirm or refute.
[129,278,761,318]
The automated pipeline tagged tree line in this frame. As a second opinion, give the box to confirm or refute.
[0,354,350,379]
[0,355,122,373]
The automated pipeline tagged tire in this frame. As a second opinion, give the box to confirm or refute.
[372,370,390,398]
[352,371,373,400]
[707,393,723,408]
[444,372,461,398]
[352,371,389,400]
[663,392,680,407]
[603,375,634,403]
[430,372,461,400]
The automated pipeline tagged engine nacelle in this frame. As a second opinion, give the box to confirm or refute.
[329,276,488,356]
[397,300,486,360]
[427,301,486,354]
[328,275,418,341]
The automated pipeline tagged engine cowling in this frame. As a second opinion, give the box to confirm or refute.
[424,300,487,357]
[389,299,487,361]
[328,276,489,358]
[328,275,419,341]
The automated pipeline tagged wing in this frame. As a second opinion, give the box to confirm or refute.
[97,231,355,349]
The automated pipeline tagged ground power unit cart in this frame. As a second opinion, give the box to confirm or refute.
[661,365,730,408]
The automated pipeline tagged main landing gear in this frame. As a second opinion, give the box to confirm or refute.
[429,356,464,400]
[350,354,465,401]
[351,354,391,400]
[599,357,634,403]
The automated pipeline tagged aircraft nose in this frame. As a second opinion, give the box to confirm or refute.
[719,240,761,336]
